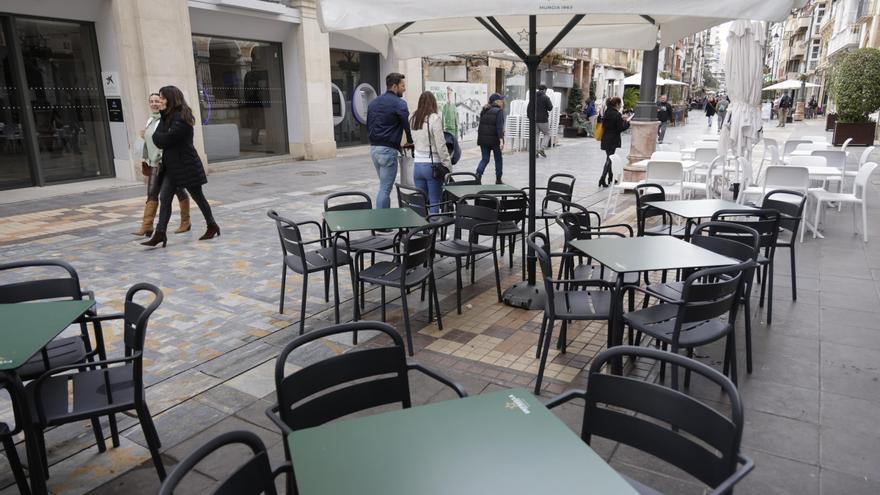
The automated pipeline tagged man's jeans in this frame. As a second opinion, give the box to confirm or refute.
[476,144,503,180]
[536,122,551,151]
[370,145,399,209]
[777,108,788,127]
[657,121,668,143]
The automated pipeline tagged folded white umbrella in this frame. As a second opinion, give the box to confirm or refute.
[719,19,765,169]
[763,79,821,90]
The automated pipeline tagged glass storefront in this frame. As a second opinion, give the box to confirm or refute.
[330,49,379,147]
[0,15,112,190]
[192,35,287,162]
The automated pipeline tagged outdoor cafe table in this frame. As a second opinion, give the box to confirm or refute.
[568,237,738,371]
[630,159,699,172]
[442,183,520,200]
[288,387,638,495]
[646,199,755,241]
[0,299,95,495]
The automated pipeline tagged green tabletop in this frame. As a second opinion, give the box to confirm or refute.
[443,183,520,198]
[288,387,637,495]
[646,199,754,220]
[569,236,738,274]
[323,208,428,233]
[0,300,94,371]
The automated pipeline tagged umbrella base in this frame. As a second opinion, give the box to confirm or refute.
[502,281,545,310]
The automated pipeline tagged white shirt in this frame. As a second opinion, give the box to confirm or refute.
[411,113,452,167]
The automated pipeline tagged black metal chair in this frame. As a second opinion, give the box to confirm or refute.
[158,430,291,495]
[27,283,166,481]
[267,210,355,334]
[528,232,613,395]
[0,375,30,495]
[266,321,466,492]
[711,209,781,325]
[434,194,502,313]
[443,171,481,186]
[532,173,576,236]
[547,346,755,495]
[761,189,807,303]
[634,183,687,237]
[354,223,442,355]
[623,261,750,386]
[479,190,529,278]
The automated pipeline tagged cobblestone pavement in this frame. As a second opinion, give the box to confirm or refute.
[2,117,880,494]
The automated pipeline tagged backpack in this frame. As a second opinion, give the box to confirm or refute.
[717,100,728,113]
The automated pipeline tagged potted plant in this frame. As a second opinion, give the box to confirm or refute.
[829,48,880,146]
[563,83,584,138]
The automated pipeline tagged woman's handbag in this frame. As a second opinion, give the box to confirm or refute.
[141,161,151,177]
[427,118,451,180]
[593,119,604,141]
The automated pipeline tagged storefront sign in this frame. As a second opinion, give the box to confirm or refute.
[107,98,124,122]
[425,81,488,142]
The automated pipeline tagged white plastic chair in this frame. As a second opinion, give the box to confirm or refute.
[645,161,684,199]
[603,154,639,218]
[801,135,828,143]
[858,146,876,167]
[782,139,811,161]
[793,143,828,152]
[651,151,683,161]
[683,155,724,199]
[809,162,878,242]
[740,165,810,205]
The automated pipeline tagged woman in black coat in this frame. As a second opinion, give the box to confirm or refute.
[599,97,631,187]
[142,86,219,247]
[705,97,717,128]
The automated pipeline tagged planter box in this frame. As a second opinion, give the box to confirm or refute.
[562,127,580,138]
[832,122,876,146]
[825,113,837,132]
[559,115,573,128]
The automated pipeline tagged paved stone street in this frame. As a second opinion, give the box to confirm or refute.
[2,117,880,494]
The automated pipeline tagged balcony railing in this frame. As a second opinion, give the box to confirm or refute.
[828,25,861,57]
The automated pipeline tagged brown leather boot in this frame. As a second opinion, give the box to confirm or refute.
[199,223,221,240]
[174,197,191,233]
[141,230,167,248]
[132,200,158,236]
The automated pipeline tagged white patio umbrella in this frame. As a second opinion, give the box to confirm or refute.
[718,20,765,170]
[763,79,821,90]
[317,0,805,308]
[623,73,688,86]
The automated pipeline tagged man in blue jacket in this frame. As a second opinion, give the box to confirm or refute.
[367,72,413,208]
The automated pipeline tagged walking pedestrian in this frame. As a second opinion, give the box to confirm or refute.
[598,97,631,188]
[583,97,597,138]
[656,94,673,143]
[528,84,553,158]
[716,96,729,133]
[410,91,452,214]
[132,92,190,237]
[776,92,792,127]
[475,93,505,184]
[705,97,716,128]
[807,96,817,119]
[367,72,414,209]
[142,85,219,247]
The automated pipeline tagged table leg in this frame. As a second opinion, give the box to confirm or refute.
[684,218,693,242]
[2,371,47,495]
[610,273,626,374]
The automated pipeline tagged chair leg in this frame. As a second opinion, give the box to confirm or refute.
[684,347,694,388]
[813,200,822,238]
[90,417,107,453]
[556,320,568,352]
[508,234,515,269]
[108,413,120,448]
[299,273,308,335]
[767,260,774,325]
[727,331,738,386]
[2,435,31,495]
[380,286,386,322]
[279,265,287,314]
[758,264,767,308]
[789,247,797,301]
[863,202,869,243]
[521,233,527,279]
[136,405,166,480]
[536,314,548,359]
[431,272,443,331]
[658,342,667,384]
[493,250,502,302]
[323,268,330,303]
[455,258,463,314]
[534,317,555,395]
[36,429,49,479]
[470,254,476,284]
[400,286,414,356]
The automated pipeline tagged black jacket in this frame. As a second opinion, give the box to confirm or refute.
[152,113,207,189]
[477,106,504,147]
[600,107,629,152]
[705,101,716,117]
[657,102,674,123]
[527,91,553,123]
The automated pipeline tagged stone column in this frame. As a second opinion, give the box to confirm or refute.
[109,0,205,176]
[285,0,336,160]
[625,43,660,182]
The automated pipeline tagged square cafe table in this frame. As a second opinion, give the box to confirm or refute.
[288,387,638,495]
[569,237,738,369]
[646,199,755,241]
[443,183,520,200]
[0,299,96,495]
[323,207,428,233]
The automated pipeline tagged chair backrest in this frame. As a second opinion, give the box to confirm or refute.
[740,157,755,187]
[323,191,372,212]
[645,161,683,184]
[852,162,878,198]
[691,222,760,265]
[782,139,811,157]
[801,135,827,142]
[711,209,781,251]
[787,155,826,168]
[841,137,853,154]
[762,189,807,236]
[763,137,778,149]
[556,199,603,236]
[858,146,876,165]
[0,259,85,303]
[694,147,718,164]
[395,183,430,218]
[794,142,827,152]
[544,173,576,203]
[527,231,556,299]
[267,210,311,260]
[580,346,745,490]
[488,190,528,224]
[651,151,683,161]
[763,166,809,191]
[676,262,747,328]
[444,171,481,185]
[609,154,627,178]
[275,321,411,432]
[398,224,437,272]
[767,144,781,165]
[159,430,281,495]
[454,194,499,238]
[634,183,671,235]
[810,150,846,169]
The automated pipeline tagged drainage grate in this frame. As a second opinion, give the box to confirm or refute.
[296,171,326,177]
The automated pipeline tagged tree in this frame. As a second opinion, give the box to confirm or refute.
[623,87,639,112]
[829,48,880,123]
[702,67,719,90]
[566,84,584,115]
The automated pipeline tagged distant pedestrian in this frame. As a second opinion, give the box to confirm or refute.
[807,97,817,119]
[475,93,506,184]
[583,98,597,137]
[705,97,716,128]
[598,97,631,188]
[367,72,413,208]
[528,84,554,158]
[716,96,729,133]
[142,85,219,247]
[656,94,673,143]
[777,93,792,127]
[410,91,452,213]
